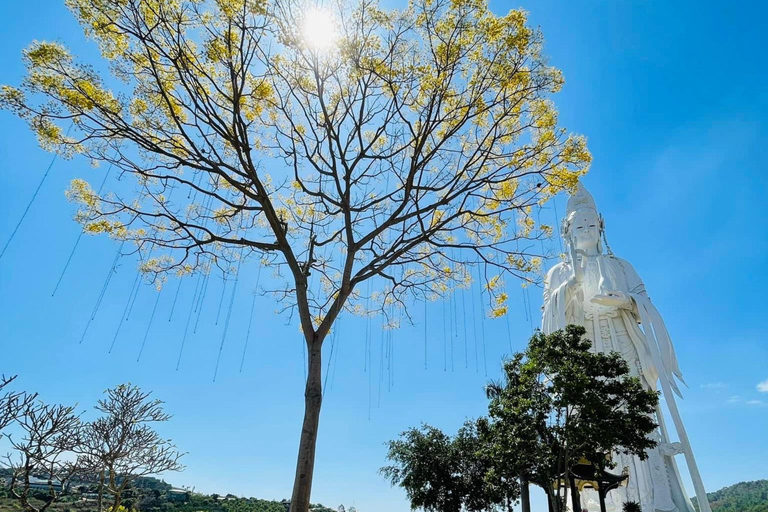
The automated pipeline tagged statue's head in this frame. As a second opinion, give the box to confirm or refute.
[567,208,601,251]
[563,183,605,253]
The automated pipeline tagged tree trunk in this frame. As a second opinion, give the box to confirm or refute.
[546,488,560,512]
[289,339,323,512]
[520,476,531,512]
[97,470,105,512]
[569,478,581,512]
[546,490,555,512]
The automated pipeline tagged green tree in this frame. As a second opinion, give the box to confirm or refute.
[485,325,659,512]
[383,326,659,512]
[381,420,514,512]
[381,424,463,512]
[0,0,590,508]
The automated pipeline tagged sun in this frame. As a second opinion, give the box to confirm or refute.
[302,7,338,51]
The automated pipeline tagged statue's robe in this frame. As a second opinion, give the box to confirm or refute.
[542,254,696,512]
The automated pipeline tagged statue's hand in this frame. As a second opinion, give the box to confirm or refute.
[569,244,585,285]
[590,291,632,309]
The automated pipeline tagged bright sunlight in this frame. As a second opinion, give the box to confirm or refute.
[301,7,338,51]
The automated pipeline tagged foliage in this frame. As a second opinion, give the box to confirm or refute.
[308,505,335,512]
[0,0,588,314]
[144,493,287,512]
[0,0,591,508]
[130,478,172,492]
[381,420,513,512]
[382,423,462,511]
[485,325,659,511]
[0,488,343,512]
[384,326,660,512]
[692,480,768,512]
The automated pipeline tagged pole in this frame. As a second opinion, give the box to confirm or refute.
[639,307,712,512]
[569,478,581,512]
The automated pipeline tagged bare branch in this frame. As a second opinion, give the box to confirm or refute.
[75,384,184,512]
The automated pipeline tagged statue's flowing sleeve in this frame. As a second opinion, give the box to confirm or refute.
[542,262,570,334]
[620,258,686,395]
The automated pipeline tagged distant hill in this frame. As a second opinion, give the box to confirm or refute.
[0,472,338,512]
[693,480,768,512]
[129,476,172,492]
[0,470,171,492]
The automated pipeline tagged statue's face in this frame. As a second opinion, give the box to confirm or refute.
[570,210,600,251]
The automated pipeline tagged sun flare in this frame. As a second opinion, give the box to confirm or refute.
[302,7,338,51]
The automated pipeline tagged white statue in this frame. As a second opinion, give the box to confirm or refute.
[542,184,711,512]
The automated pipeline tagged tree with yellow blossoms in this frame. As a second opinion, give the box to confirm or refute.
[0,0,590,509]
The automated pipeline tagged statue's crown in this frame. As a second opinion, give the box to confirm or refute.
[563,182,612,254]
[566,182,598,217]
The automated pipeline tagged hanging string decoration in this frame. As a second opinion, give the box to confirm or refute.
[176,262,207,369]
[79,241,124,344]
[1,124,72,261]
[214,272,229,326]
[470,275,479,373]
[476,264,488,376]
[423,299,428,370]
[239,265,262,373]
[322,317,339,398]
[167,278,184,321]
[193,262,212,334]
[136,290,162,362]
[213,247,246,381]
[442,297,447,371]
[461,288,468,369]
[109,272,140,353]
[52,158,115,297]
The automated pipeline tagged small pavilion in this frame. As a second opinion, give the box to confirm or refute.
[553,458,629,512]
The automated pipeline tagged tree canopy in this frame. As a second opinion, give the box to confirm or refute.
[0,0,589,323]
[383,326,660,512]
[381,419,513,512]
[485,325,659,511]
[0,0,591,509]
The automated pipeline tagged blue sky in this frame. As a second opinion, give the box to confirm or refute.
[1,1,766,511]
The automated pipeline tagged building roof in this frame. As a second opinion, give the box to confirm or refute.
[28,476,62,487]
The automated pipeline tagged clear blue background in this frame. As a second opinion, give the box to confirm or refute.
[1,1,766,511]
